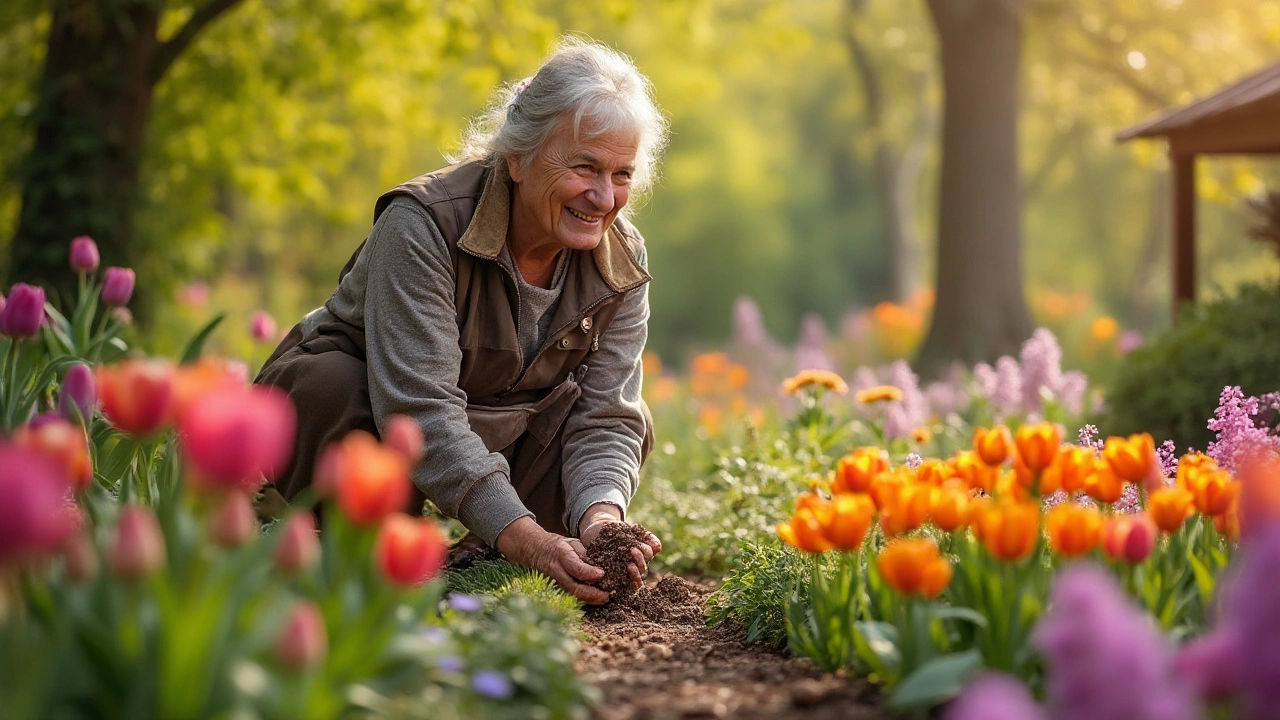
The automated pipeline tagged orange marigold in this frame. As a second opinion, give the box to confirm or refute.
[782,370,849,396]
[854,385,903,404]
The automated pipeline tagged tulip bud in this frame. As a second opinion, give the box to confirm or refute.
[1102,514,1156,565]
[109,506,166,581]
[375,513,446,587]
[69,236,100,274]
[208,492,257,549]
[0,283,46,339]
[275,602,327,671]
[274,513,320,575]
[59,363,97,425]
[101,267,136,306]
[178,386,296,493]
[250,310,277,344]
[62,532,99,582]
[0,445,74,565]
[384,415,425,462]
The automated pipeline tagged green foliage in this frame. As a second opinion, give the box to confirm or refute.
[446,559,582,627]
[1105,281,1280,450]
[707,541,809,648]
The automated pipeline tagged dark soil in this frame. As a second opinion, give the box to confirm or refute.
[586,522,656,599]
[579,576,893,720]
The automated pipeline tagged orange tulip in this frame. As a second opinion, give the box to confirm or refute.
[171,357,248,423]
[1102,514,1156,564]
[973,426,1013,466]
[995,472,1031,503]
[1045,504,1102,558]
[916,459,955,487]
[1215,497,1240,543]
[978,501,1040,562]
[1103,434,1157,483]
[16,419,92,491]
[98,359,176,436]
[327,432,413,526]
[868,468,909,511]
[929,482,970,532]
[777,496,835,554]
[1083,459,1126,504]
[881,483,934,536]
[1147,486,1194,533]
[967,495,994,542]
[833,447,890,495]
[877,538,952,599]
[1176,452,1219,490]
[952,450,998,493]
[823,494,875,550]
[1015,423,1062,472]
[1239,451,1280,536]
[375,513,446,587]
[1187,468,1240,517]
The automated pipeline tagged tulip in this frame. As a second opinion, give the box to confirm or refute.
[1045,504,1102,558]
[777,504,835,554]
[1044,445,1093,495]
[208,492,257,549]
[868,468,910,510]
[952,450,997,493]
[330,432,413,525]
[967,495,994,541]
[978,501,1040,562]
[98,359,175,436]
[178,385,296,492]
[1187,468,1240,517]
[109,505,166,580]
[250,310,277,344]
[384,414,425,462]
[929,482,970,532]
[375,513,446,586]
[1103,433,1157,483]
[822,493,875,550]
[1215,498,1240,543]
[974,425,1013,466]
[832,447,889,495]
[880,482,934,536]
[1148,486,1195,533]
[877,538,952,599]
[1237,451,1280,537]
[62,532,99,582]
[274,513,320,575]
[0,283,46,339]
[58,362,97,425]
[1102,514,1156,565]
[1176,452,1219,487]
[16,418,93,491]
[69,235,100,274]
[916,459,955,487]
[171,357,249,423]
[0,444,74,565]
[1015,422,1061,472]
[101,267,135,306]
[275,601,328,671]
[1083,459,1126,504]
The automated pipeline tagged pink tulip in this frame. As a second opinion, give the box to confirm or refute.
[275,602,328,671]
[274,513,320,575]
[384,414,425,462]
[0,283,46,339]
[178,385,296,492]
[101,267,135,306]
[59,362,97,425]
[208,492,257,549]
[108,505,166,581]
[0,444,74,565]
[69,236,100,274]
[250,311,277,344]
[62,532,99,582]
[16,418,93,492]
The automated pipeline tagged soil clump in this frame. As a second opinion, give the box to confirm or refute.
[585,522,655,600]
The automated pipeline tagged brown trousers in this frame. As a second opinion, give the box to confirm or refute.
[254,319,653,537]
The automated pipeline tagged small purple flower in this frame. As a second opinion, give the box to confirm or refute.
[905,453,922,469]
[59,363,96,424]
[1207,386,1274,474]
[69,236,100,274]
[989,356,1022,419]
[101,267,135,307]
[0,283,46,339]
[419,626,448,644]
[471,669,514,700]
[883,403,912,441]
[1057,371,1089,416]
[944,673,1046,720]
[1156,440,1179,479]
[732,296,769,348]
[1117,330,1144,354]
[448,593,483,612]
[1020,328,1063,415]
[888,360,928,429]
[1112,484,1142,515]
[793,313,835,373]
[1077,424,1104,454]
[434,654,463,673]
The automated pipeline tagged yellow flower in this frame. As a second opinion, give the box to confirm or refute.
[782,370,849,396]
[854,385,903,404]
[1090,316,1119,343]
[911,426,932,445]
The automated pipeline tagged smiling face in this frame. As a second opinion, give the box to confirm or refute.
[507,117,639,258]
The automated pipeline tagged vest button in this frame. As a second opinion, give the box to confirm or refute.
[580,317,593,332]
[560,337,570,348]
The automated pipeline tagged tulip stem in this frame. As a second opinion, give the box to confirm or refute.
[2,339,21,432]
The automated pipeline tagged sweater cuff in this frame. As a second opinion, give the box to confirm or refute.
[567,484,630,538]
[456,472,533,547]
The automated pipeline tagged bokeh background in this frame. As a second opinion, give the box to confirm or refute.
[2,0,1279,380]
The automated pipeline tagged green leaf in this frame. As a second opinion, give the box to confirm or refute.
[931,605,989,629]
[888,649,984,711]
[1188,553,1216,604]
[179,314,225,365]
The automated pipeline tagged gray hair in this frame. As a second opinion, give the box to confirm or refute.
[454,37,669,205]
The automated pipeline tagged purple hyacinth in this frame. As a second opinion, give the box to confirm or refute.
[794,313,836,373]
[991,356,1023,419]
[944,673,1046,720]
[732,296,769,348]
[471,669,514,700]
[1020,328,1064,415]
[972,362,998,401]
[888,360,928,429]
[1207,386,1274,474]
[1057,371,1089,416]
[1032,564,1195,720]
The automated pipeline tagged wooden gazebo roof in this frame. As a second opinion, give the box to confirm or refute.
[1117,59,1280,315]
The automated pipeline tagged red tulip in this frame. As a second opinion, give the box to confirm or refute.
[384,414,425,462]
[375,513,445,587]
[69,235,100,274]
[0,444,74,565]
[98,359,176,436]
[178,385,296,492]
[275,602,327,671]
[108,505,166,581]
[274,513,320,575]
[101,267,135,306]
[328,432,412,525]
[1102,514,1156,565]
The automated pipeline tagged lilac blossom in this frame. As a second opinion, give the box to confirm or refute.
[884,403,913,441]
[1057,371,1089,416]
[905,453,922,469]
[1207,386,1274,474]
[1156,440,1179,479]
[1033,564,1195,720]
[852,366,880,394]
[731,296,769,348]
[888,360,929,429]
[925,380,967,419]
[793,313,836,373]
[944,673,1046,720]
[1117,330,1144,354]
[1077,425,1104,454]
[1020,328,1064,415]
[1112,484,1142,515]
[991,356,1023,419]
[972,362,998,401]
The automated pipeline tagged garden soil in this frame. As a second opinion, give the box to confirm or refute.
[579,575,893,720]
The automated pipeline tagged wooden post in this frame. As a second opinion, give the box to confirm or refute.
[1171,151,1197,322]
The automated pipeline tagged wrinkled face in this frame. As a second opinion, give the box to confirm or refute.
[508,118,639,252]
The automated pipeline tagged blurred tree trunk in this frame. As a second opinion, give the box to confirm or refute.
[7,0,243,305]
[916,0,1033,375]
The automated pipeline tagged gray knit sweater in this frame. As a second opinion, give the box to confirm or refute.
[302,197,649,545]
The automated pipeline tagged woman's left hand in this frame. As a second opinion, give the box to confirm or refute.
[579,504,662,588]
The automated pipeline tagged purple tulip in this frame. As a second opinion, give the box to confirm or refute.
[69,236,100,274]
[0,283,46,339]
[59,363,97,424]
[101,267,135,307]
[0,444,74,566]
[471,669,514,700]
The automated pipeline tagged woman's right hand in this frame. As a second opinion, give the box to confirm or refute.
[495,517,610,604]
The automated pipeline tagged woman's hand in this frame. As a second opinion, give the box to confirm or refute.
[578,503,663,588]
[495,517,610,604]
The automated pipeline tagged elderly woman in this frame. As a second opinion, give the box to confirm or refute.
[256,39,667,604]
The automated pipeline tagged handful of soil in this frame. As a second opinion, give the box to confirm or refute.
[585,522,654,601]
